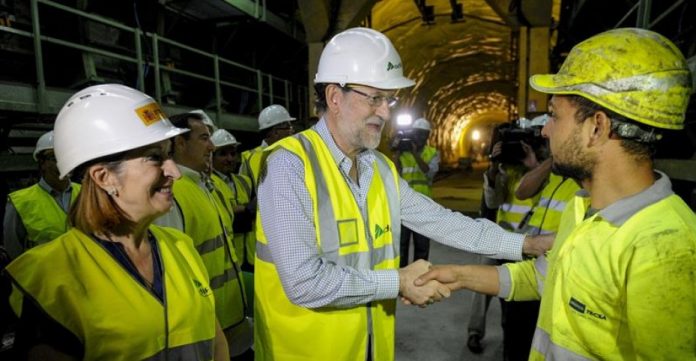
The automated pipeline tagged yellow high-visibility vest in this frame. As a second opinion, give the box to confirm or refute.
[173,176,247,329]
[5,226,216,360]
[522,174,581,235]
[399,145,437,196]
[254,129,401,361]
[240,145,265,190]
[496,167,538,231]
[9,183,81,248]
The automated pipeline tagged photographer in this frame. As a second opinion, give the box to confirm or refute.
[466,121,543,356]
[393,118,440,267]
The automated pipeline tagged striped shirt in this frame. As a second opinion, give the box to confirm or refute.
[258,118,525,308]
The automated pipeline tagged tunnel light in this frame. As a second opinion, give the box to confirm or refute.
[396,114,413,127]
[471,129,481,141]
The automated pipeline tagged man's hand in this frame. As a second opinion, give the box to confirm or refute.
[521,141,539,169]
[415,264,501,296]
[414,265,467,291]
[522,233,555,257]
[398,260,451,306]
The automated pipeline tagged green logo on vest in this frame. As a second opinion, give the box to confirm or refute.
[386,62,402,71]
[193,279,211,297]
[375,224,391,239]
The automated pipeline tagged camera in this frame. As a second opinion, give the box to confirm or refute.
[490,125,545,165]
[391,129,415,151]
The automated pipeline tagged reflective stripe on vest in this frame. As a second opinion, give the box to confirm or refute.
[255,129,401,361]
[173,176,246,329]
[496,170,538,231]
[399,145,437,197]
[530,328,591,360]
[9,183,80,248]
[522,174,580,235]
[143,339,214,361]
[5,226,216,360]
[534,256,548,295]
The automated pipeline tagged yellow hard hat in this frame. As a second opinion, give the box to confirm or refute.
[530,28,692,130]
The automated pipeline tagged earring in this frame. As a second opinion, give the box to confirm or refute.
[107,188,118,196]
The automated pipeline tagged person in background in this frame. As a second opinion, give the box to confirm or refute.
[394,118,440,268]
[3,84,227,360]
[3,130,81,259]
[254,27,552,361]
[466,123,542,355]
[239,104,296,190]
[210,128,255,313]
[156,111,253,360]
[417,28,696,360]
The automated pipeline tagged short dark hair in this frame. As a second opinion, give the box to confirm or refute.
[169,112,204,139]
[313,84,329,113]
[566,95,655,161]
[313,83,352,114]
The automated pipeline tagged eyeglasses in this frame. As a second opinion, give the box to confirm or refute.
[345,86,399,108]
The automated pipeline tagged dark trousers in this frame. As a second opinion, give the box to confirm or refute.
[399,226,430,268]
[500,299,540,361]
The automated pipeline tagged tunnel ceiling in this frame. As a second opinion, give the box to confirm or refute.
[371,0,557,164]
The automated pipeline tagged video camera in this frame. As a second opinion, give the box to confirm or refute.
[390,129,416,151]
[490,122,545,165]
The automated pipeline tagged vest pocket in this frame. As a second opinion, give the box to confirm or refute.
[559,270,623,358]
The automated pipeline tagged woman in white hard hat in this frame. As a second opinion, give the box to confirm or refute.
[4,84,228,360]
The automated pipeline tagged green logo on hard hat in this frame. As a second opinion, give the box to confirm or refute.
[387,62,402,71]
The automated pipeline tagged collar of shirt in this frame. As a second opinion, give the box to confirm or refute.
[38,178,71,196]
[576,170,673,226]
[177,164,208,188]
[314,117,376,174]
[213,169,230,183]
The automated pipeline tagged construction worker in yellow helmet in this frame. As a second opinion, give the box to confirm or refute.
[416,27,696,360]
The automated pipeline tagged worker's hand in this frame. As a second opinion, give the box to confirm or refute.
[522,233,555,257]
[398,260,451,307]
[489,142,503,161]
[410,141,419,155]
[414,265,467,292]
[521,141,539,169]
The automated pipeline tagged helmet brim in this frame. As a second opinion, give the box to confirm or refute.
[317,76,416,90]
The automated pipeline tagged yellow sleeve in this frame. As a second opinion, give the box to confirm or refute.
[501,256,544,301]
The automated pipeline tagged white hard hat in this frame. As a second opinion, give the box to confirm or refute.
[259,104,295,130]
[211,128,241,148]
[54,84,189,178]
[191,109,217,131]
[412,118,431,131]
[33,130,55,161]
[314,27,415,90]
[530,114,549,127]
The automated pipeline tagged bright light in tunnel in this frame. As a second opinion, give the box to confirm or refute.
[396,113,413,127]
[471,129,481,141]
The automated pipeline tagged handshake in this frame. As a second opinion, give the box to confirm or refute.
[398,259,455,307]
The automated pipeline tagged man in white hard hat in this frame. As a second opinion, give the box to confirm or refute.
[254,27,552,361]
[3,130,81,259]
[155,112,253,360]
[210,129,255,310]
[393,118,440,267]
[238,104,296,190]
[416,28,696,360]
